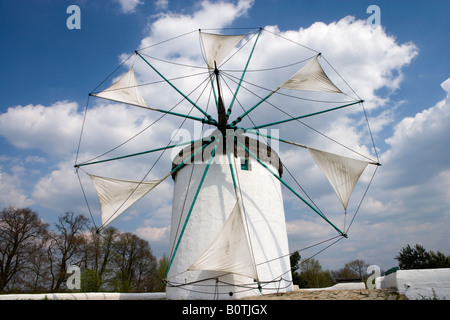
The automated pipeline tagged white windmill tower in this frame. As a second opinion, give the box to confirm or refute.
[165,130,291,299]
[75,28,380,300]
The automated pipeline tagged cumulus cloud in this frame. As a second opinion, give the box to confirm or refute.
[154,0,169,11]
[382,78,450,187]
[342,78,450,265]
[300,17,417,97]
[373,78,450,217]
[139,0,253,48]
[0,166,34,208]
[113,0,143,14]
[0,101,81,157]
[136,225,170,243]
[32,161,84,213]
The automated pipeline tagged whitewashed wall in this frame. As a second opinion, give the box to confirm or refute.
[166,153,292,300]
[376,268,450,300]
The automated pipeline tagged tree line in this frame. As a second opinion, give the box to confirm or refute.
[290,243,450,289]
[1,206,449,293]
[0,207,167,293]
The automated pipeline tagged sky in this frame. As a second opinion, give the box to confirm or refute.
[0,0,449,273]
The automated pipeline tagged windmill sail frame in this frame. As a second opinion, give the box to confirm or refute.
[74,27,381,299]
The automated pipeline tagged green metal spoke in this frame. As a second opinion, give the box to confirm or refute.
[231,88,279,126]
[247,100,363,130]
[88,94,214,125]
[226,28,262,119]
[226,144,238,190]
[136,51,216,124]
[75,138,206,168]
[244,129,381,165]
[244,129,307,149]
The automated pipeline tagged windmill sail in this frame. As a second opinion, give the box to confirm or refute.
[200,32,246,70]
[188,201,258,280]
[90,175,162,229]
[307,147,369,210]
[281,55,342,93]
[91,67,149,108]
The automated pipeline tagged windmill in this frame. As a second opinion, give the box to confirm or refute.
[74,28,380,299]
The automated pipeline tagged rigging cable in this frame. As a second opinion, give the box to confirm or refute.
[263,27,320,54]
[138,29,199,51]
[221,71,377,164]
[98,72,214,231]
[77,72,213,166]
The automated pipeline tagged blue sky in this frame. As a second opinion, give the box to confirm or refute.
[1,0,449,273]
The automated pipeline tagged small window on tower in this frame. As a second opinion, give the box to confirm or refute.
[241,158,251,171]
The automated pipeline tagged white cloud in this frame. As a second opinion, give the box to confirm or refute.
[31,161,84,213]
[155,0,169,11]
[286,218,335,239]
[139,0,253,48]
[136,225,169,243]
[0,101,81,157]
[0,167,34,208]
[113,0,143,14]
[353,78,450,265]
[380,78,450,189]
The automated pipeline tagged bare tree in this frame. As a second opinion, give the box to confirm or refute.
[1,208,161,293]
[331,259,369,283]
[81,226,120,291]
[21,236,52,292]
[47,211,89,292]
[0,207,49,292]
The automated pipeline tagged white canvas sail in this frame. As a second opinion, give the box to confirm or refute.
[200,32,246,70]
[90,175,162,228]
[92,67,149,108]
[188,201,258,280]
[307,147,369,210]
[281,55,342,93]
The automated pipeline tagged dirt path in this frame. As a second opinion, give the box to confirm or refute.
[241,288,407,300]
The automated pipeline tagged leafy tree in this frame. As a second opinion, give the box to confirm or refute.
[157,254,169,291]
[299,258,334,288]
[428,250,450,268]
[395,244,450,269]
[110,232,158,292]
[81,226,120,291]
[290,251,309,287]
[81,269,103,292]
[395,244,429,269]
[289,251,303,286]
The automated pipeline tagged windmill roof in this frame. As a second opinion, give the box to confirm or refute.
[171,134,283,179]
